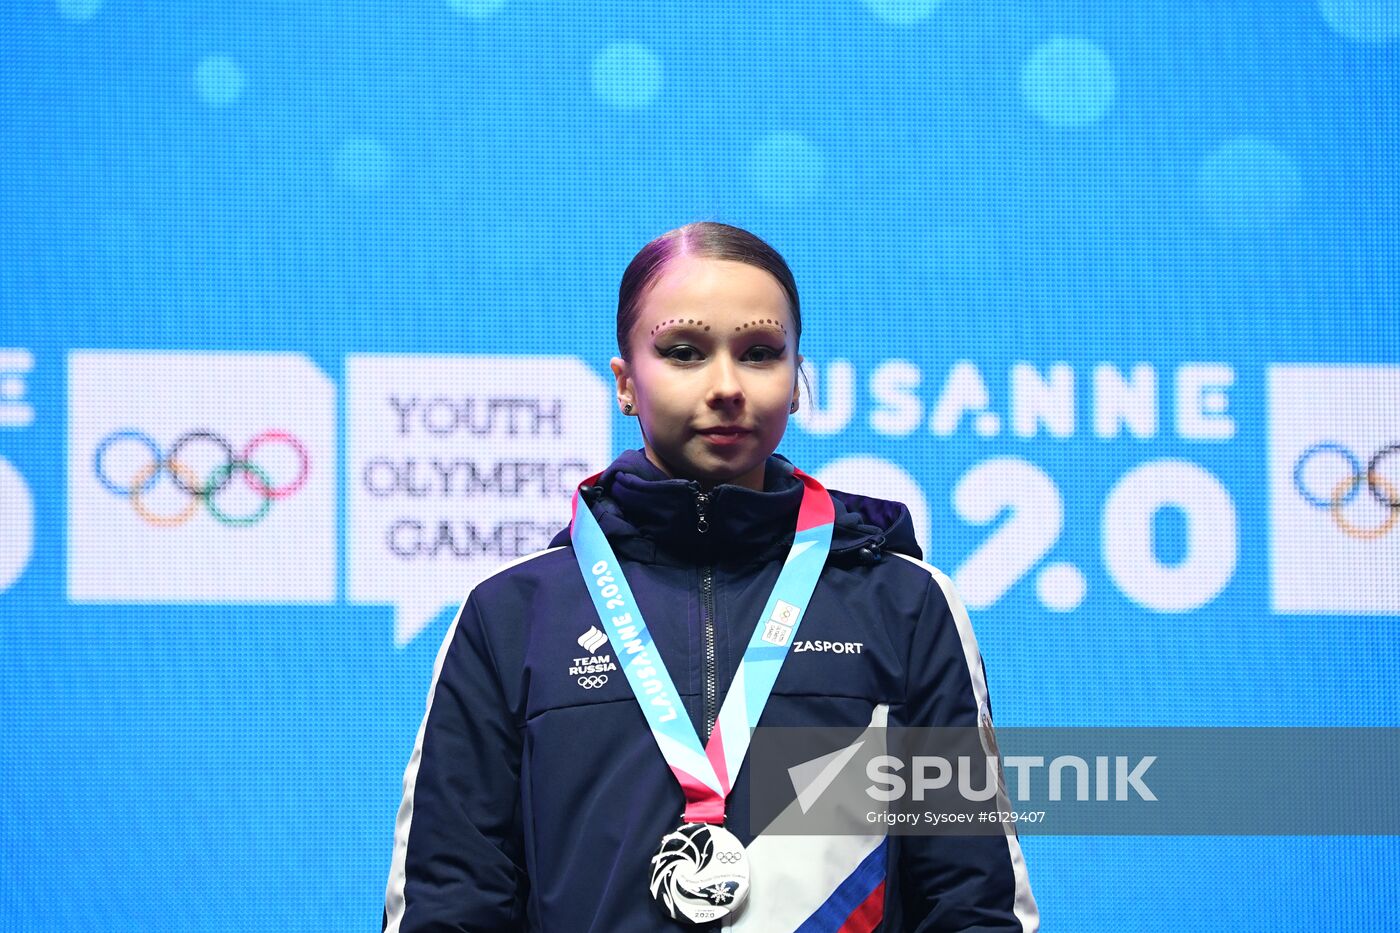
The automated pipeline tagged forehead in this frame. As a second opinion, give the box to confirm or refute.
[637,256,792,326]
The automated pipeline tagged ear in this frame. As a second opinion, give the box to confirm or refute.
[610,356,634,410]
[791,354,805,410]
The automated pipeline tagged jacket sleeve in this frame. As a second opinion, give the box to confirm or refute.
[383,594,528,932]
[896,562,1039,932]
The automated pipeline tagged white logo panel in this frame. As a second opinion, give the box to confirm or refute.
[67,352,336,602]
[347,355,610,645]
[1269,365,1400,613]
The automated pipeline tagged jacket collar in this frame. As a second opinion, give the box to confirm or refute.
[550,448,923,567]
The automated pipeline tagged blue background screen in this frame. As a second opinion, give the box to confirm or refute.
[1,1,1397,929]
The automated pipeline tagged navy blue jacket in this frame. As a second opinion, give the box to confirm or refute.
[384,449,1037,932]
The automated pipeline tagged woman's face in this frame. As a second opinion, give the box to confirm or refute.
[611,255,802,491]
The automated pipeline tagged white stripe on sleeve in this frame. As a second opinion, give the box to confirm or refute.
[894,553,1040,933]
[382,546,565,933]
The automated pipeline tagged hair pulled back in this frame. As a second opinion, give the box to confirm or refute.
[616,222,801,360]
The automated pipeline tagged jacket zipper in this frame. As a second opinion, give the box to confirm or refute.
[694,486,717,742]
[701,564,716,742]
[694,487,710,535]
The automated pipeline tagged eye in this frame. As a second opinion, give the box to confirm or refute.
[743,345,783,363]
[662,345,703,362]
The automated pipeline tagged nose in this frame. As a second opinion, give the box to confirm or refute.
[705,352,744,408]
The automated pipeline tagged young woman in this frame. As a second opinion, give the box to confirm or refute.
[383,223,1038,932]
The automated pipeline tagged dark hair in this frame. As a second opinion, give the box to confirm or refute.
[616,222,801,360]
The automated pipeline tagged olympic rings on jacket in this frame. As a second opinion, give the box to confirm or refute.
[1293,442,1399,540]
[577,675,610,689]
[93,429,310,527]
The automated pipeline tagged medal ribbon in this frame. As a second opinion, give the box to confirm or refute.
[569,467,834,825]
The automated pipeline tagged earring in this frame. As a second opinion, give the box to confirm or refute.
[789,400,799,413]
[623,403,633,415]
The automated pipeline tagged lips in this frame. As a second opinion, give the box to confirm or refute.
[697,426,752,447]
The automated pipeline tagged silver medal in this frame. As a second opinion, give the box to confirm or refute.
[649,822,750,925]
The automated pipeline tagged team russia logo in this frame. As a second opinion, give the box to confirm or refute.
[571,626,618,688]
[93,429,310,526]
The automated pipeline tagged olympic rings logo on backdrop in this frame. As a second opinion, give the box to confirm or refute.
[93,429,311,527]
[1293,442,1399,540]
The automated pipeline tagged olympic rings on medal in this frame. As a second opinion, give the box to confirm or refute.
[1293,442,1400,539]
[577,675,610,689]
[93,429,310,527]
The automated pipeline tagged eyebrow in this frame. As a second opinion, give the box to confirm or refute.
[649,318,789,338]
[649,318,712,336]
[732,318,787,334]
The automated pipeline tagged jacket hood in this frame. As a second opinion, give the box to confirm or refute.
[548,448,922,567]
